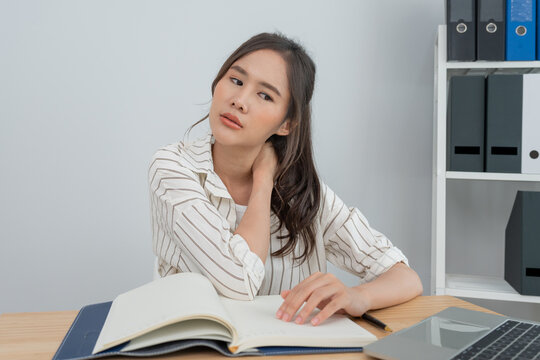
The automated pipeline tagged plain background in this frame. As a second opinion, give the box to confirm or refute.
[1,0,539,320]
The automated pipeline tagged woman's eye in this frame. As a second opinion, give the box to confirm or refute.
[259,92,273,102]
[230,77,242,86]
[229,77,272,101]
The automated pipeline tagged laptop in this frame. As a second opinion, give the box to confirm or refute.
[363,307,540,360]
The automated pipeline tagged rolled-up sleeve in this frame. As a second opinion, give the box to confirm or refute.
[148,146,265,300]
[320,183,409,283]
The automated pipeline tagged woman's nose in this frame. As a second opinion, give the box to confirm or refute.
[231,93,248,113]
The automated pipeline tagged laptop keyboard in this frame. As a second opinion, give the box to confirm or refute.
[452,320,540,360]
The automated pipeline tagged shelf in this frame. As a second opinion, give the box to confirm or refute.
[446,172,540,182]
[432,25,540,304]
[446,274,540,303]
[447,61,540,70]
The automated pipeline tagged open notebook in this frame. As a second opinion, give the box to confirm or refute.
[53,272,377,359]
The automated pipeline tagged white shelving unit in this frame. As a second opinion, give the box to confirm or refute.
[431,25,540,303]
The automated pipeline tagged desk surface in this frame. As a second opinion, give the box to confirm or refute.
[0,295,499,360]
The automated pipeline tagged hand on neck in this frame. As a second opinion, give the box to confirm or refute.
[211,142,261,189]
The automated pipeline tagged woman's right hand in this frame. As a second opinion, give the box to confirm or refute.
[252,141,278,184]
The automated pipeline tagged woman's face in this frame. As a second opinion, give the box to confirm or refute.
[209,49,291,148]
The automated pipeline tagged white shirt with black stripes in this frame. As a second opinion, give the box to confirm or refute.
[148,131,409,300]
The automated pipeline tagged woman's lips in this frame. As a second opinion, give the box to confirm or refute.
[220,114,242,130]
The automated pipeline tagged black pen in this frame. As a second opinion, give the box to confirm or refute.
[361,313,393,332]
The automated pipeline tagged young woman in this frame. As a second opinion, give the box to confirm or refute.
[149,32,423,327]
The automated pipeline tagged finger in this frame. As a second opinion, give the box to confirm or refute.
[276,272,325,319]
[276,273,329,321]
[316,299,346,314]
[311,295,347,326]
[294,285,339,325]
[315,298,331,310]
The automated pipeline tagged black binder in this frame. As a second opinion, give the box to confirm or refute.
[477,0,506,60]
[447,0,477,61]
[485,74,522,173]
[505,191,540,296]
[448,76,486,172]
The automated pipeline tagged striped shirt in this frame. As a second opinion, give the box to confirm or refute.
[148,132,409,300]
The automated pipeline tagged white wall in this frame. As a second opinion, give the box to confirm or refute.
[0,0,443,313]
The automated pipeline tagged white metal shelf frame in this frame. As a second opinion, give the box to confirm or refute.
[431,25,540,303]
[447,172,540,181]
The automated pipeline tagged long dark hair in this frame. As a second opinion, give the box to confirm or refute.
[188,32,320,265]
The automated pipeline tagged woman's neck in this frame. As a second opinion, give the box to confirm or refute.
[211,141,261,189]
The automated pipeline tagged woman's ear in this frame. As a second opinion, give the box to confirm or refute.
[275,119,291,136]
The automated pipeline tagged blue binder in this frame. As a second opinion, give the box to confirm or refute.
[506,0,536,60]
[52,302,364,359]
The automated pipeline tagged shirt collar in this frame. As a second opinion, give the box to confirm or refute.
[180,130,232,200]
[182,130,279,223]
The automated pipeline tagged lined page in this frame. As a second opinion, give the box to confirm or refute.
[221,295,377,353]
[93,273,235,354]
[121,319,232,351]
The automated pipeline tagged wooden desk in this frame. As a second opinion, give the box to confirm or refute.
[0,296,499,360]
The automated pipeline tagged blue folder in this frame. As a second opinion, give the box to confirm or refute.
[52,302,364,359]
[506,0,536,60]
[538,0,540,60]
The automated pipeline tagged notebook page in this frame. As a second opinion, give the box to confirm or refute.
[221,295,377,353]
[93,273,235,354]
[120,319,232,351]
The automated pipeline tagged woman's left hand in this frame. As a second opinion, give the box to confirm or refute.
[275,272,371,326]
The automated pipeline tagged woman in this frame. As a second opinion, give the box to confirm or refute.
[148,32,423,327]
